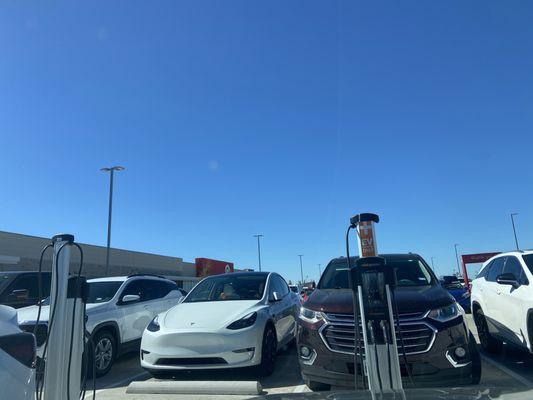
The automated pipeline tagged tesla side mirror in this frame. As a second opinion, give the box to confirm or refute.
[270,292,282,302]
[9,289,29,300]
[121,294,140,304]
[496,273,520,288]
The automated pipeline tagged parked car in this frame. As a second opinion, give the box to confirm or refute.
[0,271,52,309]
[297,254,480,391]
[140,271,299,378]
[471,251,533,354]
[289,285,299,294]
[440,275,471,313]
[17,274,182,377]
[0,305,36,400]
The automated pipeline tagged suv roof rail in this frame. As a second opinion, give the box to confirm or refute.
[127,273,168,280]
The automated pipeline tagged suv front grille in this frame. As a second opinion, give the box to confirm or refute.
[19,323,48,347]
[320,312,436,356]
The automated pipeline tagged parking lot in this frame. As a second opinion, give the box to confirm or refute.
[87,315,533,400]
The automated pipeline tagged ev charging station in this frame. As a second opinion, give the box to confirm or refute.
[348,213,407,400]
[39,234,88,400]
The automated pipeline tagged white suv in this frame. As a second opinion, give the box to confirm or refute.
[471,251,533,353]
[17,274,182,376]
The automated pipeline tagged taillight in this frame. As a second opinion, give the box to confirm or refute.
[0,332,36,368]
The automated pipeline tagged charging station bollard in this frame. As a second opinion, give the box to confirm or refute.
[43,234,86,400]
[349,214,406,400]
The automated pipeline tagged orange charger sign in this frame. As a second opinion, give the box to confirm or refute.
[358,221,378,257]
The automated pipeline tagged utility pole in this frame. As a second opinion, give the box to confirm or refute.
[101,166,124,276]
[253,234,263,272]
[453,244,460,276]
[430,257,435,271]
[510,213,520,251]
[318,263,322,277]
[298,255,304,285]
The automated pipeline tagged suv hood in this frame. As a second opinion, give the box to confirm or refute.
[163,300,260,331]
[305,285,454,314]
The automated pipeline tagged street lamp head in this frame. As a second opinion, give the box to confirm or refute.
[511,212,518,216]
[253,234,263,238]
[101,166,125,172]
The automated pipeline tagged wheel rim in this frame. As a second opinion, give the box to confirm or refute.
[94,338,113,371]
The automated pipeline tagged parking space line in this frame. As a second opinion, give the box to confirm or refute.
[481,354,533,389]
[292,384,307,393]
[83,371,150,399]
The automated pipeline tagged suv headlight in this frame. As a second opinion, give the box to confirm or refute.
[227,312,257,330]
[147,316,160,332]
[299,307,324,324]
[429,303,460,322]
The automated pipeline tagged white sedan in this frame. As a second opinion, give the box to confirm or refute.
[140,272,299,377]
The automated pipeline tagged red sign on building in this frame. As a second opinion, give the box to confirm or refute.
[195,258,234,278]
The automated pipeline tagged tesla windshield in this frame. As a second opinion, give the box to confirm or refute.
[320,258,433,289]
[184,274,268,302]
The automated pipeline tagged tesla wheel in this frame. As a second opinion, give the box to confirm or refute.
[257,325,277,377]
[306,380,331,391]
[474,308,502,354]
[91,331,116,377]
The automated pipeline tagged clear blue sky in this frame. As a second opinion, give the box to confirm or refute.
[1,1,533,283]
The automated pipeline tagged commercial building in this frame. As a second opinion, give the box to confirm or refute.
[0,231,233,290]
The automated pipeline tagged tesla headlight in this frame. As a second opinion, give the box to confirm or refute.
[299,307,324,324]
[429,303,460,323]
[147,316,160,332]
[227,312,257,330]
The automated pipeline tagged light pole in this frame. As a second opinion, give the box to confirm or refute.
[318,263,322,277]
[253,234,263,272]
[298,255,304,285]
[510,213,520,251]
[453,244,460,276]
[430,257,435,271]
[101,166,124,276]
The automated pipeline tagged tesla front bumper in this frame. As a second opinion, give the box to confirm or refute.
[141,326,264,370]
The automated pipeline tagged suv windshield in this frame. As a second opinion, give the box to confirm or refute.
[87,281,123,303]
[185,274,267,302]
[319,258,433,289]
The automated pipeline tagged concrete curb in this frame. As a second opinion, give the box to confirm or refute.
[126,380,263,395]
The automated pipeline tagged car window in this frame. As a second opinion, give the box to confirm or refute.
[270,275,289,298]
[476,261,493,280]
[522,254,533,276]
[5,274,50,300]
[184,274,267,302]
[120,279,148,302]
[87,281,122,303]
[144,280,178,301]
[319,258,432,289]
[503,256,528,285]
[487,257,505,282]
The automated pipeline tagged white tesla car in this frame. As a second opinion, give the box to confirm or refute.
[140,272,299,377]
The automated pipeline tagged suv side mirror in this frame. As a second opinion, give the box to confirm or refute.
[270,292,282,302]
[496,273,520,288]
[9,289,29,300]
[121,294,140,304]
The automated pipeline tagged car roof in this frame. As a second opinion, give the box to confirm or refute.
[330,254,423,264]
[484,250,533,264]
[202,271,270,279]
[88,276,129,283]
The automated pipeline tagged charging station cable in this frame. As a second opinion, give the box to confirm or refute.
[390,288,415,388]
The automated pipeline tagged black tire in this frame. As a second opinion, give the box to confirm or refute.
[90,330,116,377]
[306,380,331,391]
[474,308,502,354]
[257,324,277,377]
[468,332,482,384]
